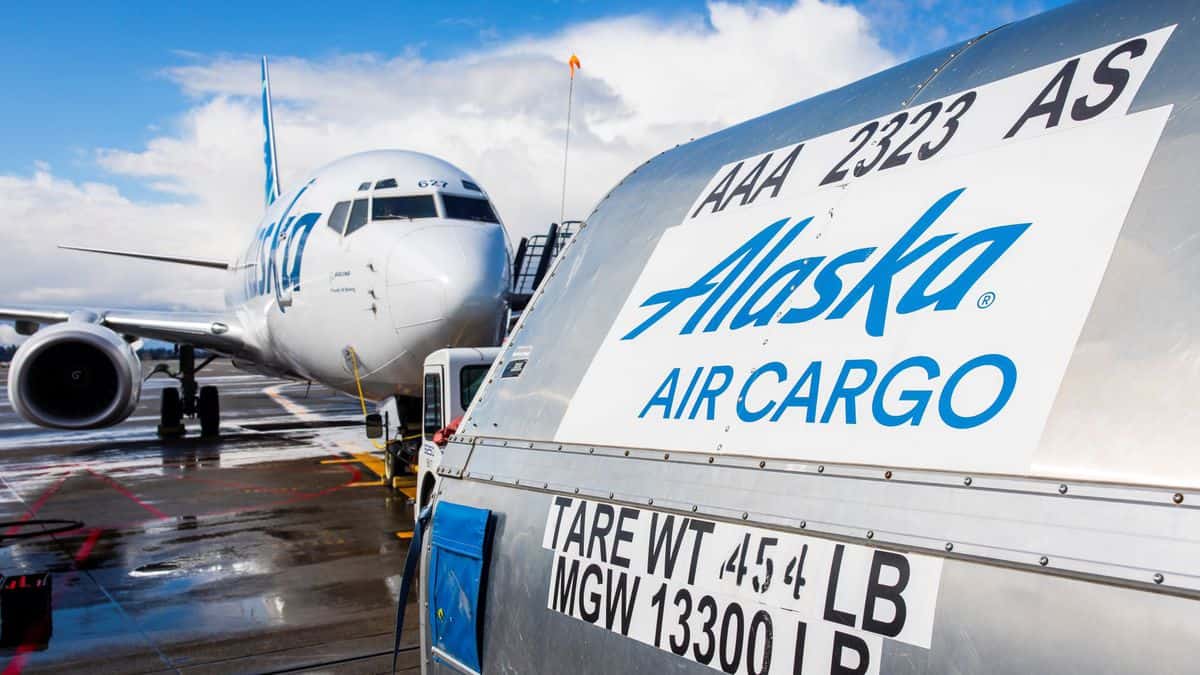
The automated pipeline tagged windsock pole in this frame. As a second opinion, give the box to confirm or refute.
[560,54,581,225]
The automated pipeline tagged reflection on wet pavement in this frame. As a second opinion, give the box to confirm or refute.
[0,361,421,673]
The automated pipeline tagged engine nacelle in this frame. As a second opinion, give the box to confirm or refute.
[7,322,142,429]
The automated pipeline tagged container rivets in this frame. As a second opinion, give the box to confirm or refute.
[759,461,766,468]
[608,492,614,499]
[1154,573,1165,584]
[741,512,749,520]
[708,457,715,464]
[691,505,698,512]
[818,465,825,473]
[866,530,874,539]
[945,542,954,552]
[589,448,595,454]
[556,445,563,451]
[514,479,520,485]
[664,453,670,460]
[574,488,579,494]
[543,482,548,489]
[799,520,807,528]
[1058,484,1068,495]
[963,476,973,486]
[648,498,654,505]
[489,474,494,481]
[1173,493,1184,504]
[1039,556,1049,567]
[884,470,893,479]
[528,442,534,448]
[624,450,630,456]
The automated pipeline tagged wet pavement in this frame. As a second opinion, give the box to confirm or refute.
[0,361,422,673]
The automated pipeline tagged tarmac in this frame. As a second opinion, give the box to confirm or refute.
[0,360,421,673]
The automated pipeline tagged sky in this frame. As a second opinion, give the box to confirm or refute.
[0,0,1063,344]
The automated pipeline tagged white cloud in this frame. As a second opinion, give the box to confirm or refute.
[0,0,896,341]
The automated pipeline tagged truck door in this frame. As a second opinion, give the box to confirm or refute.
[422,365,445,442]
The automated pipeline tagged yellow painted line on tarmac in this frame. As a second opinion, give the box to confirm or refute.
[352,453,387,479]
[319,458,359,465]
[263,383,318,421]
[334,440,388,479]
[395,531,413,540]
[348,479,385,488]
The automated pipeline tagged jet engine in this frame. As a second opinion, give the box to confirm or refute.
[7,321,142,429]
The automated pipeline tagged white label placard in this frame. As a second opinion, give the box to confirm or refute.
[543,497,943,674]
[555,27,1175,474]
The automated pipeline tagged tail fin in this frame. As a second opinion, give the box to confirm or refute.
[261,56,282,207]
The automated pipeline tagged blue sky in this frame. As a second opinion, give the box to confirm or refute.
[0,0,1070,335]
[2,1,1061,187]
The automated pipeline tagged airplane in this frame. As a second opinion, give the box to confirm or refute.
[0,57,512,458]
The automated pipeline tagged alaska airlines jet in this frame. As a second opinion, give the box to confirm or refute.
[0,58,511,440]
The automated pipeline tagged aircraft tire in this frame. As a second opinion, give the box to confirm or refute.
[199,385,220,438]
[158,387,184,438]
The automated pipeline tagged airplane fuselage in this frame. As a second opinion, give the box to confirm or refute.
[224,150,511,400]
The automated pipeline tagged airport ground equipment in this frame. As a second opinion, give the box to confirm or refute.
[417,347,500,507]
[418,1,1200,673]
[508,221,582,311]
[0,573,52,648]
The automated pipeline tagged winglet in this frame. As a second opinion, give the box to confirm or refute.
[262,56,282,207]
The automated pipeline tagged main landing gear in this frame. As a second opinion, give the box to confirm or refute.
[152,345,220,439]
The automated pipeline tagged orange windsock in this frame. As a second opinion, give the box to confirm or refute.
[568,54,582,78]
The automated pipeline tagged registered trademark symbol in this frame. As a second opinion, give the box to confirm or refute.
[977,291,996,309]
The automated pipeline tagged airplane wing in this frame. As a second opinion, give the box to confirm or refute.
[0,304,248,356]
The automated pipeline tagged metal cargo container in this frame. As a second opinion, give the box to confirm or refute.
[417,1,1200,672]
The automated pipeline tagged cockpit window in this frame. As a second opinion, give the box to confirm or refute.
[373,195,437,221]
[357,182,371,191]
[345,199,370,235]
[327,201,350,234]
[442,195,498,223]
[375,178,398,189]
[462,180,481,192]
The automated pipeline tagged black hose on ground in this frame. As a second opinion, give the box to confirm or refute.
[0,519,85,542]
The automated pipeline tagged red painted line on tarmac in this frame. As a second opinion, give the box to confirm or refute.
[3,472,70,536]
[175,474,307,493]
[74,527,104,563]
[203,462,364,517]
[84,468,168,520]
[2,643,35,675]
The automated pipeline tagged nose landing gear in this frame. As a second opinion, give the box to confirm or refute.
[153,345,220,439]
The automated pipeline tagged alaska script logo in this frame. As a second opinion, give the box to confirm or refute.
[621,188,1030,340]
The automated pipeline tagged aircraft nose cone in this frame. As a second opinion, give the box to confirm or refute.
[386,223,510,347]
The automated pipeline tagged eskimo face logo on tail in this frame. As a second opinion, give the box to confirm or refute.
[621,188,1030,340]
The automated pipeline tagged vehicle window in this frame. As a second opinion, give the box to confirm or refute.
[345,199,369,235]
[375,178,398,189]
[442,195,498,223]
[462,180,481,192]
[357,182,371,191]
[327,201,350,234]
[423,373,443,438]
[373,195,437,221]
[459,365,490,410]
